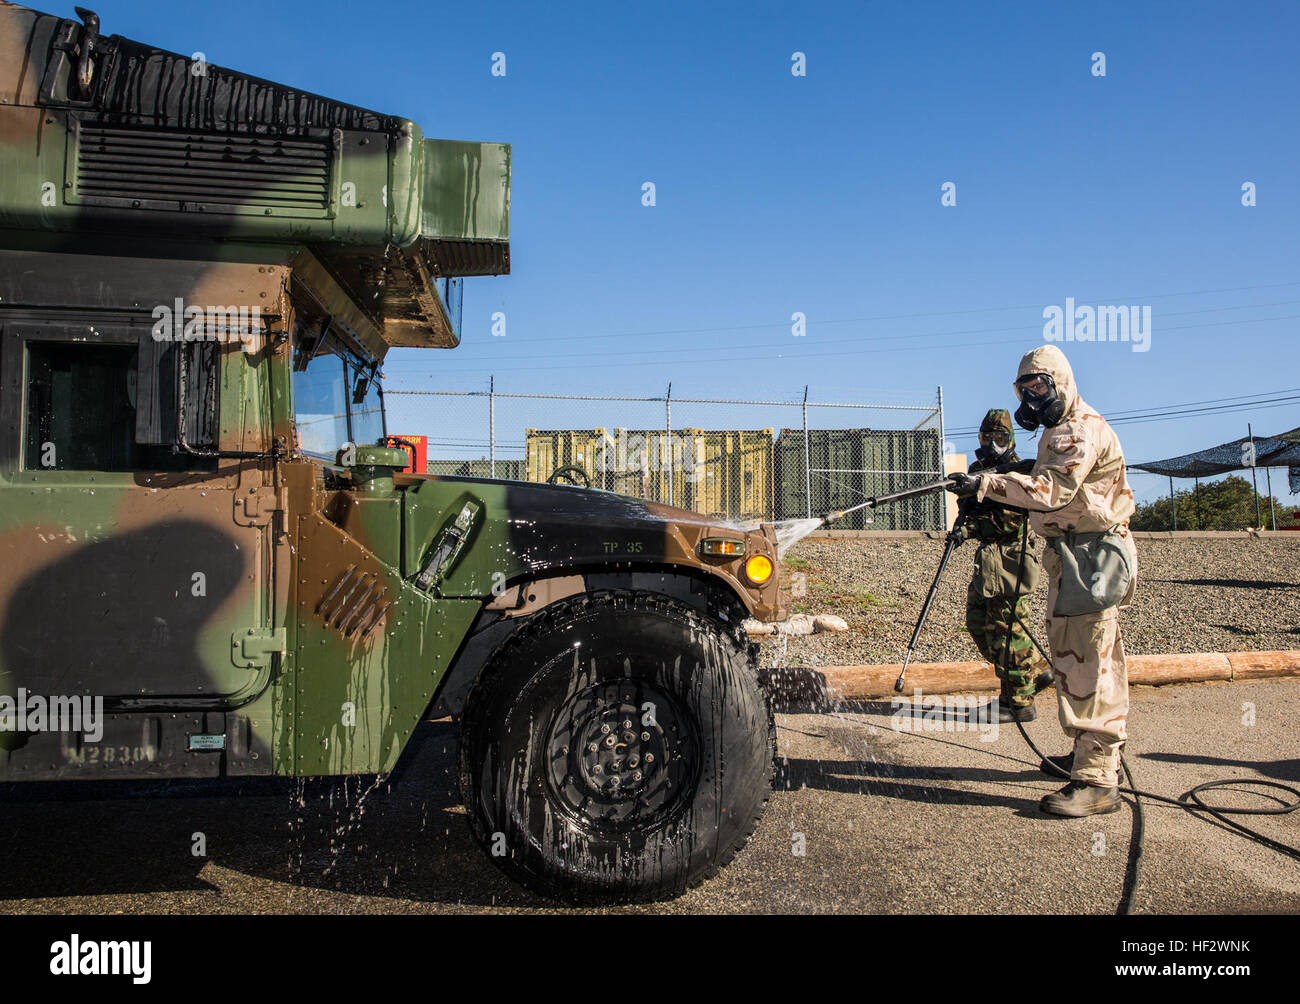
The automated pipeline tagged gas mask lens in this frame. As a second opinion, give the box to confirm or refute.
[1017,375,1051,397]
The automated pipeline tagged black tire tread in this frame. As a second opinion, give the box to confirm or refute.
[457,588,775,903]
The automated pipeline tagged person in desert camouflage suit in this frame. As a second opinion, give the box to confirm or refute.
[961,408,1051,723]
[949,345,1138,817]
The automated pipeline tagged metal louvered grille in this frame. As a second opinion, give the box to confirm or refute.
[74,124,332,214]
[315,565,392,640]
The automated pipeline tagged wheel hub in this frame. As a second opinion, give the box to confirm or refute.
[545,680,696,831]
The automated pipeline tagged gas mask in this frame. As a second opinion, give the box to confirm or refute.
[975,437,1008,465]
[1014,374,1067,431]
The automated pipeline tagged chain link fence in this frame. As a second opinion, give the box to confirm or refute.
[385,382,947,530]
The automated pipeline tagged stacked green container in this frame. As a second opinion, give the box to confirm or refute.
[774,428,942,530]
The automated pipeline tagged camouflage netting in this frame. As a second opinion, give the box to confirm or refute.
[1130,427,1300,494]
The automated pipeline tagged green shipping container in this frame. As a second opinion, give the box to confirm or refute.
[774,428,943,530]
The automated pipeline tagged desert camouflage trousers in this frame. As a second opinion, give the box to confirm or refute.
[965,585,1050,706]
[1043,543,1133,787]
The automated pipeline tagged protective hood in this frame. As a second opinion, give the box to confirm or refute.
[1013,344,1080,420]
[979,408,1015,451]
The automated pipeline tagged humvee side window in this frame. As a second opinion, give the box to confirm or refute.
[292,342,349,460]
[23,341,212,472]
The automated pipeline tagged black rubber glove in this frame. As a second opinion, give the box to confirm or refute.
[947,472,981,498]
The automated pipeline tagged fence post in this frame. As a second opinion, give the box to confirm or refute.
[936,384,946,531]
[489,374,496,478]
[802,385,812,519]
[665,383,672,507]
[1248,423,1262,527]
[1169,475,1177,531]
[1266,466,1277,530]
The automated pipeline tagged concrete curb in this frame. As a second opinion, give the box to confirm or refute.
[760,650,1300,707]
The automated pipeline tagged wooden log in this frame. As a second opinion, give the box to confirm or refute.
[1128,652,1231,686]
[764,651,1275,703]
[1226,650,1300,680]
[823,661,996,701]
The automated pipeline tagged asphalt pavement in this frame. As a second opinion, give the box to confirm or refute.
[1,677,1297,914]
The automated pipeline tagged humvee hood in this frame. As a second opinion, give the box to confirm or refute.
[419,475,742,531]
[403,473,778,610]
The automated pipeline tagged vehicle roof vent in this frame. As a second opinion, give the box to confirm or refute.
[72,122,333,217]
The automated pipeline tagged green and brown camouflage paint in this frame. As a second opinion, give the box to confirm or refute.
[0,2,782,782]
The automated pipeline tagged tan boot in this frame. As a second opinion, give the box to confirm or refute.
[1039,780,1121,817]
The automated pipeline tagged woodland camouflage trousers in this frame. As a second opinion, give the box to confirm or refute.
[965,584,1050,706]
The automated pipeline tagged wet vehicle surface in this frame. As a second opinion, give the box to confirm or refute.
[0,1,783,901]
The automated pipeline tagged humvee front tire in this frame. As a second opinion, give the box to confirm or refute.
[457,589,775,903]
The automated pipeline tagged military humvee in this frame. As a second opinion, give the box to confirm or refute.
[0,3,783,901]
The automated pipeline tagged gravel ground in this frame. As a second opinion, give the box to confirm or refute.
[768,536,1300,667]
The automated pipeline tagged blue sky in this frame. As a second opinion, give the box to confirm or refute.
[100,0,1299,500]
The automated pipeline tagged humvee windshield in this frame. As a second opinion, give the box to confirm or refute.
[292,332,386,460]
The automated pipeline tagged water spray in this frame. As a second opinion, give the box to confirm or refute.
[817,476,959,530]
[766,475,960,559]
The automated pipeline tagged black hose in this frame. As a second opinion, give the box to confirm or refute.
[1012,716,1146,915]
[1008,607,1300,914]
[1117,752,1145,916]
[986,512,1300,914]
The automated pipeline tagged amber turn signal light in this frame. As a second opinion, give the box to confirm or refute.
[700,537,746,557]
[744,554,774,585]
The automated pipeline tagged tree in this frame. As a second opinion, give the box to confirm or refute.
[1130,474,1299,531]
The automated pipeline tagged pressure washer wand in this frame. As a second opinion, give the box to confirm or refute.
[814,459,1033,690]
[818,457,1037,529]
[819,476,958,528]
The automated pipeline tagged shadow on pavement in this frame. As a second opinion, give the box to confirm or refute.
[776,755,1045,814]
[1138,751,1300,783]
[0,720,551,910]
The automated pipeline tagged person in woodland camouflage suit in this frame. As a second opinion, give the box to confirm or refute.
[960,409,1050,723]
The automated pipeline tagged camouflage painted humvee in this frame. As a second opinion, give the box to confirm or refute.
[0,3,783,901]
